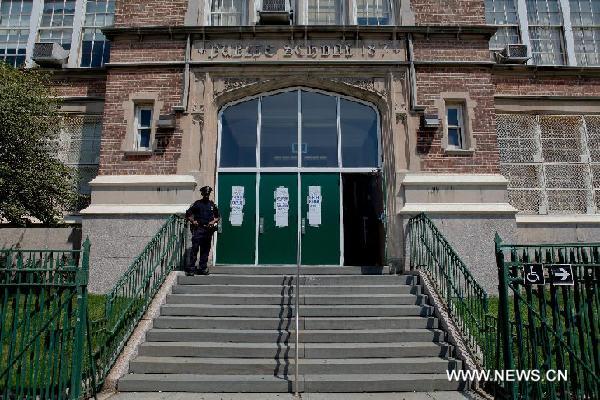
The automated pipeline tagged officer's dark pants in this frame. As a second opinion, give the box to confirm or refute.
[188,233,212,272]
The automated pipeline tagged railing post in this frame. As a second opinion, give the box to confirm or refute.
[70,238,91,399]
[495,234,516,400]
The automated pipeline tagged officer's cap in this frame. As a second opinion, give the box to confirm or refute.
[200,186,213,195]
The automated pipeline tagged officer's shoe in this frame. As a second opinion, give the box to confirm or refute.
[197,268,210,276]
[184,269,195,277]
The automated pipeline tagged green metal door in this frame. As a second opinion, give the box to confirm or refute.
[215,173,256,264]
[258,173,298,264]
[301,173,340,265]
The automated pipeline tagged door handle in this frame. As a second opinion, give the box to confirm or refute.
[301,218,306,235]
[259,217,264,234]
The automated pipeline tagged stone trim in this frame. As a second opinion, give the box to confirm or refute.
[402,174,509,186]
[516,215,600,224]
[399,203,518,214]
[90,175,197,186]
[80,205,189,215]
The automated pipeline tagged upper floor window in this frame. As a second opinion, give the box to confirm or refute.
[307,0,342,25]
[356,0,392,25]
[135,105,153,150]
[80,0,115,68]
[526,0,566,65]
[0,0,31,67]
[570,0,600,66]
[39,0,76,50]
[485,0,520,49]
[211,0,245,26]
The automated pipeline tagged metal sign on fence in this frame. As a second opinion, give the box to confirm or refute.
[548,264,574,285]
[522,263,575,286]
[523,263,545,285]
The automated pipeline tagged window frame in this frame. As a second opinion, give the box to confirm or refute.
[208,0,247,26]
[79,0,115,68]
[134,105,154,151]
[446,104,466,150]
[305,0,344,25]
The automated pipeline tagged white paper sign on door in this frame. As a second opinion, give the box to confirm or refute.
[229,186,245,226]
[274,186,289,228]
[307,186,322,226]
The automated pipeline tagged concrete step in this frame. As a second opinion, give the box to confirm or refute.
[146,328,444,343]
[118,373,465,393]
[165,293,425,305]
[137,342,449,359]
[177,275,416,286]
[152,316,439,330]
[130,356,460,375]
[160,304,432,318]
[210,266,390,275]
[172,284,420,295]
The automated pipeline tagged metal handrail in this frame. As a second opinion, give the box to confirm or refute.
[295,176,301,397]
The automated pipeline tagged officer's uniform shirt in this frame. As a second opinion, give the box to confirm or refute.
[185,199,220,236]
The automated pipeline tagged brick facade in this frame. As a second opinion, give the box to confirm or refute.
[51,74,107,99]
[412,0,485,26]
[98,68,183,175]
[416,66,500,173]
[494,72,600,97]
[113,0,187,27]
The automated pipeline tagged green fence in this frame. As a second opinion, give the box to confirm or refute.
[87,214,187,393]
[0,214,188,399]
[495,237,600,400]
[408,213,496,368]
[0,243,92,400]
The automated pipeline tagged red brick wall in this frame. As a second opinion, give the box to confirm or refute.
[114,0,187,27]
[413,36,491,62]
[416,66,500,173]
[110,37,186,63]
[412,0,485,26]
[51,74,106,98]
[494,73,600,97]
[99,68,183,175]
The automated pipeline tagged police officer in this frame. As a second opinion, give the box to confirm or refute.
[185,186,220,276]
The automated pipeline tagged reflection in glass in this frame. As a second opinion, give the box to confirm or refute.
[340,99,378,167]
[301,91,338,167]
[260,91,299,167]
[220,99,258,167]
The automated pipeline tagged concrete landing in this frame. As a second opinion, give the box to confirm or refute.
[106,392,482,400]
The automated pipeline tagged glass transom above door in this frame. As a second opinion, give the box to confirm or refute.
[218,88,380,169]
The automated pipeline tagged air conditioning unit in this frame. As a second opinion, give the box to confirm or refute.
[496,44,529,64]
[422,113,440,128]
[32,42,69,66]
[157,114,176,130]
[259,0,292,25]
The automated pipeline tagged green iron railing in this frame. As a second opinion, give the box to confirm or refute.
[0,214,188,399]
[87,214,188,391]
[495,236,600,400]
[408,213,496,368]
[0,242,92,400]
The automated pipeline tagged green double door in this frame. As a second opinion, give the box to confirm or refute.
[216,172,340,265]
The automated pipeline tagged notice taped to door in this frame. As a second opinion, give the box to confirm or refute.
[307,186,322,226]
[274,186,289,228]
[229,186,245,226]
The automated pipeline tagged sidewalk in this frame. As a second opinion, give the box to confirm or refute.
[106,392,483,400]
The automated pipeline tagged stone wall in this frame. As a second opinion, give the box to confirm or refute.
[0,226,82,250]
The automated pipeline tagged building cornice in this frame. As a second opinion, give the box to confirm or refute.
[493,64,600,76]
[102,25,497,40]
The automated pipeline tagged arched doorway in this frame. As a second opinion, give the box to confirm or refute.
[215,88,384,266]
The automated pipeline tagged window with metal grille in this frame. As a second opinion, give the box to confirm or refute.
[570,0,600,66]
[0,0,31,67]
[356,0,392,25]
[58,115,102,209]
[526,0,566,65]
[307,0,341,24]
[485,0,521,49]
[38,0,76,50]
[497,114,600,215]
[80,0,114,68]
[210,0,245,26]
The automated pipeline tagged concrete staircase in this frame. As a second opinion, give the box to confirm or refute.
[118,266,466,393]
